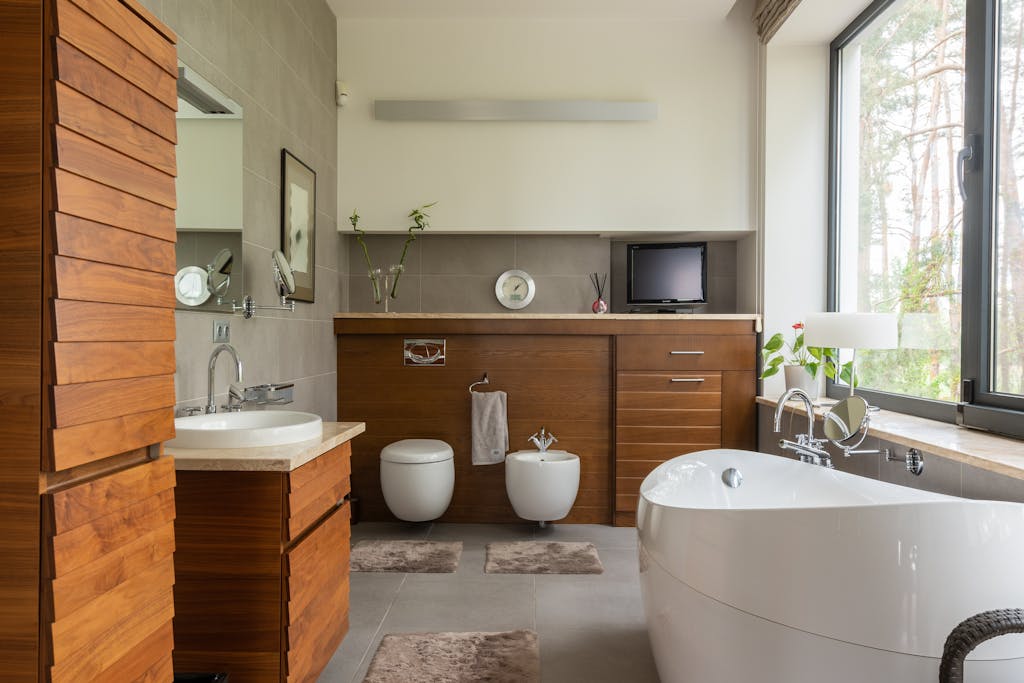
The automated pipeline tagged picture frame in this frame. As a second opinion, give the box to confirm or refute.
[280,148,316,302]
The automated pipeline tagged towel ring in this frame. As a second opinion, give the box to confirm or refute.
[468,373,489,394]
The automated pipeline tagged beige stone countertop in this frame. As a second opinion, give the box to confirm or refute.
[166,421,365,472]
[758,396,1024,480]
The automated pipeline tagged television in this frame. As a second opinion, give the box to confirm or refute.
[626,242,707,307]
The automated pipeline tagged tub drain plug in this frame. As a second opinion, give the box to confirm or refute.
[721,468,743,488]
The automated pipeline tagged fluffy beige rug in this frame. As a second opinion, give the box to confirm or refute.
[363,630,540,683]
[484,541,604,574]
[350,540,462,573]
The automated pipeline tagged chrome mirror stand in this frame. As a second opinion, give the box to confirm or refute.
[232,251,297,320]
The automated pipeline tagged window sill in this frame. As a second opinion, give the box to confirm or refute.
[757,395,1024,481]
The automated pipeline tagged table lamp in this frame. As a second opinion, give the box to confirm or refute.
[803,312,899,396]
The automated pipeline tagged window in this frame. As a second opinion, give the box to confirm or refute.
[831,0,1024,436]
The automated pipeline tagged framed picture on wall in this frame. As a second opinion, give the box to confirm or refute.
[280,148,316,302]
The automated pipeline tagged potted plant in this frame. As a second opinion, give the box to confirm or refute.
[760,322,853,400]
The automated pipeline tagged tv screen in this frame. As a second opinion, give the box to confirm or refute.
[627,242,707,305]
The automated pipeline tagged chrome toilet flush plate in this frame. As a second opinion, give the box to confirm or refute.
[404,338,445,366]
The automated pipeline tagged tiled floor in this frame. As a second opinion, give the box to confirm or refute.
[319,522,660,682]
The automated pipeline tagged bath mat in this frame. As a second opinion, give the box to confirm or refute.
[351,540,462,573]
[363,630,540,683]
[485,541,603,575]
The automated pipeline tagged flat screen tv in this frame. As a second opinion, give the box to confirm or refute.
[626,242,707,307]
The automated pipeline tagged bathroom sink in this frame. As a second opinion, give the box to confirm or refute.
[167,410,323,449]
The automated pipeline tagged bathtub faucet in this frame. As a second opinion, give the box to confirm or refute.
[528,428,558,452]
[773,388,832,468]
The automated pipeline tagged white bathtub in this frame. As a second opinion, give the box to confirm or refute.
[637,449,1024,683]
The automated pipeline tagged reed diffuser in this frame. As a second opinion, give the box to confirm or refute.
[589,273,608,314]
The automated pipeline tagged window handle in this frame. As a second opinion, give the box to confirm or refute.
[957,136,976,202]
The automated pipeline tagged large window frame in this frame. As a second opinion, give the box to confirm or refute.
[828,0,1024,438]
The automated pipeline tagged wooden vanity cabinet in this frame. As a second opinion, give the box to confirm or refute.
[173,442,353,683]
[614,333,757,525]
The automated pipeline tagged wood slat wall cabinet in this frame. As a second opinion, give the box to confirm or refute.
[334,315,759,527]
[172,442,354,683]
[0,0,179,679]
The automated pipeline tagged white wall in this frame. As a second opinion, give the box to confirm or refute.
[760,43,830,394]
[337,15,757,232]
[175,118,243,231]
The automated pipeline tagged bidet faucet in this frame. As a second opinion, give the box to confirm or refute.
[773,388,832,467]
[528,427,558,452]
[206,343,244,414]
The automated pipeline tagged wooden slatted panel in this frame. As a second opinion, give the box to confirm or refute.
[50,487,175,577]
[54,169,174,240]
[290,442,351,491]
[54,255,175,308]
[54,82,175,175]
[50,407,174,471]
[100,649,174,683]
[616,409,722,426]
[49,457,175,532]
[50,556,173,661]
[50,522,174,620]
[616,372,723,393]
[54,0,176,109]
[53,341,174,384]
[286,504,350,683]
[54,125,176,208]
[54,212,176,275]
[52,375,175,429]
[617,425,721,444]
[616,443,722,460]
[53,300,176,342]
[67,0,177,75]
[53,38,175,142]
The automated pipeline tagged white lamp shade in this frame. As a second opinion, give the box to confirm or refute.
[803,312,899,350]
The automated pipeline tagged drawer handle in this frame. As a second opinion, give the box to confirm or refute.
[670,378,705,383]
[669,351,705,355]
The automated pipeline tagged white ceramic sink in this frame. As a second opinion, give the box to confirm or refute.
[167,410,323,449]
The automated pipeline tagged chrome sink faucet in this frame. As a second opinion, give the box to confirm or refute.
[528,427,558,452]
[773,388,832,467]
[206,343,244,414]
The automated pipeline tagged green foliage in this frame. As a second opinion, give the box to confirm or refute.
[349,203,438,303]
[759,324,853,382]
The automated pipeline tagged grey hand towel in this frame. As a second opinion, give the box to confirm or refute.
[471,390,509,465]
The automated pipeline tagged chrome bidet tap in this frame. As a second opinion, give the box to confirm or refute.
[528,427,558,452]
[773,388,832,467]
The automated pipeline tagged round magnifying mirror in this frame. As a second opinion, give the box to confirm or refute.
[823,395,870,449]
[206,248,234,299]
[272,249,296,296]
[174,266,212,306]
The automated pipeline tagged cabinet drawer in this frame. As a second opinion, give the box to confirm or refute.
[287,442,351,541]
[617,335,755,371]
[616,372,722,395]
[616,408,721,427]
[286,503,350,683]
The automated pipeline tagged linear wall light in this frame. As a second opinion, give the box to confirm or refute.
[373,99,658,122]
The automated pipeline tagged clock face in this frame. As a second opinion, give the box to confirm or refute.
[495,270,536,309]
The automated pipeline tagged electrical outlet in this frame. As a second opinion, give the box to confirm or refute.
[213,319,230,343]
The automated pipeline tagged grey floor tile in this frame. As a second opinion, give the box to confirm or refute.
[318,619,383,683]
[350,521,433,542]
[535,550,646,630]
[383,574,536,633]
[427,522,539,544]
[538,624,659,683]
[535,523,638,550]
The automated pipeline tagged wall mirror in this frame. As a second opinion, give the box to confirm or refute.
[174,63,244,312]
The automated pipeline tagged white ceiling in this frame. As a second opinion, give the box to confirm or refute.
[326,0,741,23]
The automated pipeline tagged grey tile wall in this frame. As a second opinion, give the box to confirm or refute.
[139,0,341,418]
[343,234,614,313]
[757,405,1024,502]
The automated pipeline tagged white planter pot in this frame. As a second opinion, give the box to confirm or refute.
[783,365,820,401]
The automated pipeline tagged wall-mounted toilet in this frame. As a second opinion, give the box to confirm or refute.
[506,450,580,523]
[380,439,455,522]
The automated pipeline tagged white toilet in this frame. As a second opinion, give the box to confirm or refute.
[380,439,455,522]
[505,450,580,523]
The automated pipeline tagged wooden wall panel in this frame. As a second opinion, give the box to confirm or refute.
[54,125,176,207]
[65,0,176,75]
[54,213,176,274]
[54,169,175,240]
[52,340,174,384]
[53,38,176,142]
[50,407,174,471]
[53,299,175,342]
[54,0,176,108]
[53,255,175,308]
[52,374,174,428]
[0,0,43,676]
[722,370,757,450]
[339,334,613,524]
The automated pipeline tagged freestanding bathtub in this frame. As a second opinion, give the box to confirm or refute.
[637,449,1024,683]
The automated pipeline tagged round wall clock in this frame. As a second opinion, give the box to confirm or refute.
[495,269,536,309]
